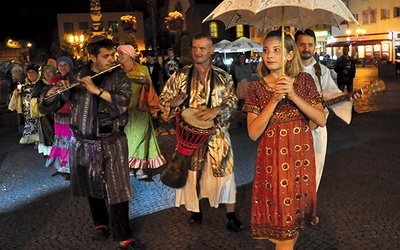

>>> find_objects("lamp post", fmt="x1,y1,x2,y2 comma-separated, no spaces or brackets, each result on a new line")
148,0,158,58
345,27,367,66
69,34,85,60
355,28,367,38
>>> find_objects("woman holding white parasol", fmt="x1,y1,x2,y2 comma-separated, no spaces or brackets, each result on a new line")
243,29,326,249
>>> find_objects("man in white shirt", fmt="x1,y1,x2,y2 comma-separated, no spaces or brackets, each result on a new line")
295,29,359,191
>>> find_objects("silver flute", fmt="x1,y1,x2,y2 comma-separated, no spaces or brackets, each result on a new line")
44,63,121,100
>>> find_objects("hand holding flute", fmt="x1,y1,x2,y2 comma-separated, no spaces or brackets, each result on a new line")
45,63,120,101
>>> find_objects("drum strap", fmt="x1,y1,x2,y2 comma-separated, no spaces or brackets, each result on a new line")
184,66,214,108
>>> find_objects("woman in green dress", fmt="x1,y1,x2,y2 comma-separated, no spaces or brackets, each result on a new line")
117,45,166,180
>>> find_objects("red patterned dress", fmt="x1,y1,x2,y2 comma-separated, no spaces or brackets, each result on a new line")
243,72,322,241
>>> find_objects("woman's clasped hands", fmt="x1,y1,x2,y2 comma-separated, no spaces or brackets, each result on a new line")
273,75,295,101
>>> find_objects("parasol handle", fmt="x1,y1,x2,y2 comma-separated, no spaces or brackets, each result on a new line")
281,25,285,76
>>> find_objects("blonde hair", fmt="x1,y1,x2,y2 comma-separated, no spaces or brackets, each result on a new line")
257,29,303,78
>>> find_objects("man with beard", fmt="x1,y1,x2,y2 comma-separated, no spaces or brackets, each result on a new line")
295,29,360,191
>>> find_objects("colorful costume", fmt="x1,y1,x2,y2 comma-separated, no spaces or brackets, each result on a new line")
243,72,321,241
19,77,40,144
45,75,72,174
124,64,165,171
159,65,238,212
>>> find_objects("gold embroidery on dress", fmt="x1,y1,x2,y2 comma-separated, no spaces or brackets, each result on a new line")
282,162,289,170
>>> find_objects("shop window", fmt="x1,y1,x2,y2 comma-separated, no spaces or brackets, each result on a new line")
209,22,218,38
381,9,390,20
395,46,400,61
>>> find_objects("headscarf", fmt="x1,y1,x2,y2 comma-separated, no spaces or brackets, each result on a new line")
117,45,137,58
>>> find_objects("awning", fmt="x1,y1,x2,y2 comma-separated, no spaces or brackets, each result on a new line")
351,39,389,46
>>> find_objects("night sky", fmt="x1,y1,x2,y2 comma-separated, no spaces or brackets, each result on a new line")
0,0,157,50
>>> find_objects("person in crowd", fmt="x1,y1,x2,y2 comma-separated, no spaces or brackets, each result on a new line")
159,48,181,135
234,53,253,109
9,65,25,134
242,29,326,249
5,61,16,105
117,44,165,180
41,36,143,249
44,56,74,179
32,64,57,156
158,33,243,232
162,47,181,83
145,52,162,95
145,52,163,133
295,29,361,190
212,54,228,72
334,45,356,93
22,61,30,75
18,64,41,146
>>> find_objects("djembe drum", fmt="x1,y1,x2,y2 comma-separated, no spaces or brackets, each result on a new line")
160,108,216,188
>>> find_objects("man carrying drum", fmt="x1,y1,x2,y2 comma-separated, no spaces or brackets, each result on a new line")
158,33,243,232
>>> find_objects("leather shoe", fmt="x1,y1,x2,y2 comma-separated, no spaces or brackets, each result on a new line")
226,217,243,232
189,211,202,225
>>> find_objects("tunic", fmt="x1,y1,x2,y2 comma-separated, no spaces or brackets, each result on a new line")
243,72,321,241
159,65,238,212
68,64,132,205
19,78,40,144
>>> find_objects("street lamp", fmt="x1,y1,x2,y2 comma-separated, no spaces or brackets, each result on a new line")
355,28,366,38
68,34,85,59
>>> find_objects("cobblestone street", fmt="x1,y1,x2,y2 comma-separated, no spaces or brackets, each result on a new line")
1,66,400,249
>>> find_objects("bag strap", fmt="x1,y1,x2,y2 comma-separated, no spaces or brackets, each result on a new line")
183,66,214,108
313,62,324,99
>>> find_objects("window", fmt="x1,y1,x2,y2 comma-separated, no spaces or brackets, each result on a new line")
209,22,218,38
394,7,400,18
362,10,369,24
370,9,377,23
78,22,89,31
236,24,244,38
353,13,359,22
64,22,74,33
108,21,119,33
381,9,390,20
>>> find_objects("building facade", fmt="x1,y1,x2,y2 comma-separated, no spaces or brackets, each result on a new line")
57,12,145,55
328,0,400,63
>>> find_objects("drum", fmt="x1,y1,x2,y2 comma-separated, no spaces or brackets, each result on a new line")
175,108,216,156
160,108,216,189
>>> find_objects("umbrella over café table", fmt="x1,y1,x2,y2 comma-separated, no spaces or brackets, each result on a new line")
214,39,231,53
221,37,262,53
